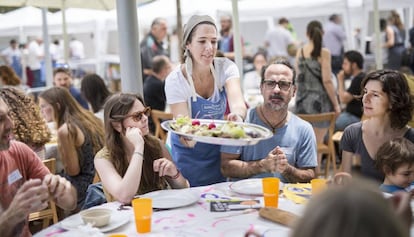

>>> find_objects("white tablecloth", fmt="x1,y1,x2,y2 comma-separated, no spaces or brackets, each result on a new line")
34,182,304,237
34,181,414,237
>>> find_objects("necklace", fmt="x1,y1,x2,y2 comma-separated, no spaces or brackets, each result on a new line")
259,106,288,133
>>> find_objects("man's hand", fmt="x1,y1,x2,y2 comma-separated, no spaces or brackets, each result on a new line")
7,179,49,223
42,174,77,211
261,147,288,173
274,147,288,173
43,174,71,200
336,70,345,84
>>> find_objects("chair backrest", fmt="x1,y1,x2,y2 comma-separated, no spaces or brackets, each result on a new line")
297,112,336,139
29,158,58,228
297,112,337,177
151,109,173,143
42,157,56,174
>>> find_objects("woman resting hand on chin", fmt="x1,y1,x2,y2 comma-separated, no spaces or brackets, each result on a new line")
94,93,188,204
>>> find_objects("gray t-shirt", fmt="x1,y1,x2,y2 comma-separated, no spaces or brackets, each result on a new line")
341,122,414,182
221,109,317,183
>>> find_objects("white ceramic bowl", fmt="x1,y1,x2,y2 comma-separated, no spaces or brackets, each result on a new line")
80,208,112,227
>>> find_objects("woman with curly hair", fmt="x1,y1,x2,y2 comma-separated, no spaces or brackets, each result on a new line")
39,87,105,208
0,65,21,86
95,93,188,204
341,70,414,182
0,87,50,158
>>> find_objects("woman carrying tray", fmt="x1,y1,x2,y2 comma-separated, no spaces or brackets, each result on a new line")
164,15,246,186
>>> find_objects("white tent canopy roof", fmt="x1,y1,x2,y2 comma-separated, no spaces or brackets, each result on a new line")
0,6,53,38
0,0,116,10
47,8,110,34
234,0,347,19
348,0,414,9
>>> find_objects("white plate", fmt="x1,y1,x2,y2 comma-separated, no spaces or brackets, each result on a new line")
140,189,200,209
60,209,130,232
161,119,273,146
230,178,284,196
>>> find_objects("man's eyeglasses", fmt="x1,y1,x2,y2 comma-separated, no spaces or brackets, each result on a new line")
112,107,151,122
262,80,292,91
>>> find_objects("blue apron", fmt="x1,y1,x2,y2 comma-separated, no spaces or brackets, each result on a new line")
11,55,22,78
171,89,227,187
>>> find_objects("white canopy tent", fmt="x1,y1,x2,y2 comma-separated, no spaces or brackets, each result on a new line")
105,0,229,38
47,8,110,35
0,6,53,40
0,0,412,86
0,1,119,87
0,0,152,93
0,0,116,10
3,0,404,56
346,0,414,69
47,8,111,76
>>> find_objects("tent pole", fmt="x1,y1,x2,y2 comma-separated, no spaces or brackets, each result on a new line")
176,0,183,62
344,0,354,50
231,0,243,84
42,8,53,87
117,0,142,94
62,0,69,64
373,0,382,70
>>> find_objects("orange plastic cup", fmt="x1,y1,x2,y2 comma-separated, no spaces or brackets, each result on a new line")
262,177,280,208
132,198,152,233
311,178,327,195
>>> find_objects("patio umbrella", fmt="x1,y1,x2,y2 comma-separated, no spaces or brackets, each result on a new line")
0,0,116,10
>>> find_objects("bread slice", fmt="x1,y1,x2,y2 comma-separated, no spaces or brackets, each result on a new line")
259,207,298,227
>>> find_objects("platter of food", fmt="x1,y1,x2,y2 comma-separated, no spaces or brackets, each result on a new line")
161,117,273,146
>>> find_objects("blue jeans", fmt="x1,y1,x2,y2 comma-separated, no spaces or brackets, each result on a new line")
31,69,45,88
335,111,360,131
81,182,107,210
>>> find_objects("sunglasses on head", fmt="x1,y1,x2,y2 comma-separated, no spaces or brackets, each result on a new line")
113,107,151,122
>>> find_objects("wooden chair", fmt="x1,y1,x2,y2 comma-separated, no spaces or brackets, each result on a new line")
151,109,173,143
297,112,337,178
29,158,59,229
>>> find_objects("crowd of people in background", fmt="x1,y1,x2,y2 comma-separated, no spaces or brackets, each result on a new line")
0,35,85,89
1,8,414,237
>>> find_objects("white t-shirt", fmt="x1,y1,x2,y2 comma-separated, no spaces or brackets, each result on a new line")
1,46,21,65
49,43,62,61
243,70,263,108
264,25,294,58
165,57,239,105
69,40,85,59
27,40,43,70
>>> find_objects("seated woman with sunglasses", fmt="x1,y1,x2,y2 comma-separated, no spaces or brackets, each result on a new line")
94,93,189,204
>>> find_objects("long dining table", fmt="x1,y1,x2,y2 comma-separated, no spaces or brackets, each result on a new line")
34,180,414,237
34,180,305,237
